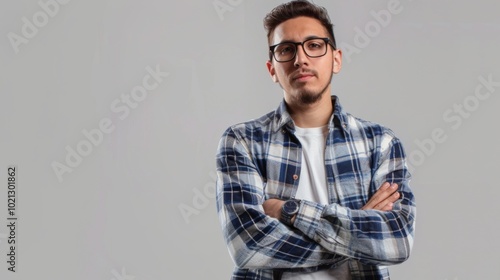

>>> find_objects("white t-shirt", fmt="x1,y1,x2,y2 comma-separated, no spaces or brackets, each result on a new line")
282,125,351,280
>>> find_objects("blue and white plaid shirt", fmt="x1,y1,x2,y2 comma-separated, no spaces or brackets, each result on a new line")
216,96,416,279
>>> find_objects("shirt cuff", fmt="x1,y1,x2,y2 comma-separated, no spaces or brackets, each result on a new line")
293,200,325,240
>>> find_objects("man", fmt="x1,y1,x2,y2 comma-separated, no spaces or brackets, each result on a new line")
215,1,416,279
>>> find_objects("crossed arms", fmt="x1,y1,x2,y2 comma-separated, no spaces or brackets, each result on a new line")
262,181,402,225
216,126,416,270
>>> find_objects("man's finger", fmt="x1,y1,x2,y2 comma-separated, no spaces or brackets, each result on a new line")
362,183,399,210
375,190,400,210
362,182,390,209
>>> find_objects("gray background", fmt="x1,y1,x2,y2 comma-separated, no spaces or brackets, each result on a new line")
1,0,499,279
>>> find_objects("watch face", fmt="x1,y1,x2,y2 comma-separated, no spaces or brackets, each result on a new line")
283,200,299,214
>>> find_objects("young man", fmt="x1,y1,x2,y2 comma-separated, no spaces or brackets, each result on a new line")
215,1,416,279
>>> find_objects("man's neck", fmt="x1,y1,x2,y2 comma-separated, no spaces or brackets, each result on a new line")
286,93,333,128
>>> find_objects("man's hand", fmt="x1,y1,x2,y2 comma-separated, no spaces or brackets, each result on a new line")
361,182,400,211
262,199,285,220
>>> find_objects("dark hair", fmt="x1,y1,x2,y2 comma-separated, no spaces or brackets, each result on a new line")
264,0,337,49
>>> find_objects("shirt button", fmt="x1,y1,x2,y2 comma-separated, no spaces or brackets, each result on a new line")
293,174,299,180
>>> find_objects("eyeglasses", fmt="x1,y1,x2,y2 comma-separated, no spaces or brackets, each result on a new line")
269,37,336,63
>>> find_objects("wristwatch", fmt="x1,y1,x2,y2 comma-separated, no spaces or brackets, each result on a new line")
281,199,300,226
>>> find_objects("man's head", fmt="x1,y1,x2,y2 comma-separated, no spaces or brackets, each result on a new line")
264,0,342,106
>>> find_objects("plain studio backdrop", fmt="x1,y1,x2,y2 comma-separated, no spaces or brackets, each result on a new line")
1,0,499,279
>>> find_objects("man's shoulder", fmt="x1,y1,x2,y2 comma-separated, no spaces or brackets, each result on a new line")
222,110,277,139
346,113,397,139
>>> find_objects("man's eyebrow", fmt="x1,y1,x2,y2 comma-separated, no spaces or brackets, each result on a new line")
276,35,325,44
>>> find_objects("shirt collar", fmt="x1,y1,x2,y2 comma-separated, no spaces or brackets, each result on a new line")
272,95,350,133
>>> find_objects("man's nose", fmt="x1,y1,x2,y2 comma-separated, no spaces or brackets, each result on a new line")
294,45,309,66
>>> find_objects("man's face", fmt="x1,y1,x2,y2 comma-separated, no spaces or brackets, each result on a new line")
266,16,342,105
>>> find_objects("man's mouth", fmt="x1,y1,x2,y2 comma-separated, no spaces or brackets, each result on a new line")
293,73,315,82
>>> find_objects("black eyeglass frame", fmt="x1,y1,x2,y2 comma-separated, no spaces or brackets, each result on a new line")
268,37,337,62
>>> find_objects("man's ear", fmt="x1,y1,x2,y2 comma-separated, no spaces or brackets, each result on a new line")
266,60,279,83
332,49,342,74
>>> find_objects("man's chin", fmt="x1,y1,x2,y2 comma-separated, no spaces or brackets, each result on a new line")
296,90,324,105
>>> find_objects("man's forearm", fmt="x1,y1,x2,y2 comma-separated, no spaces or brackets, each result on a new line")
263,182,400,224
292,182,415,265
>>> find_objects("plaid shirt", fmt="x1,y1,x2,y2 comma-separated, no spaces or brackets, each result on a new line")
216,96,416,279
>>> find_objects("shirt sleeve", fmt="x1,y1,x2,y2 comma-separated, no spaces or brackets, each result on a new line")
293,132,417,265
216,127,346,270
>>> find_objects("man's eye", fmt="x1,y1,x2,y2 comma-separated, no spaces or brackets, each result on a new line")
307,42,323,49
279,46,293,54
